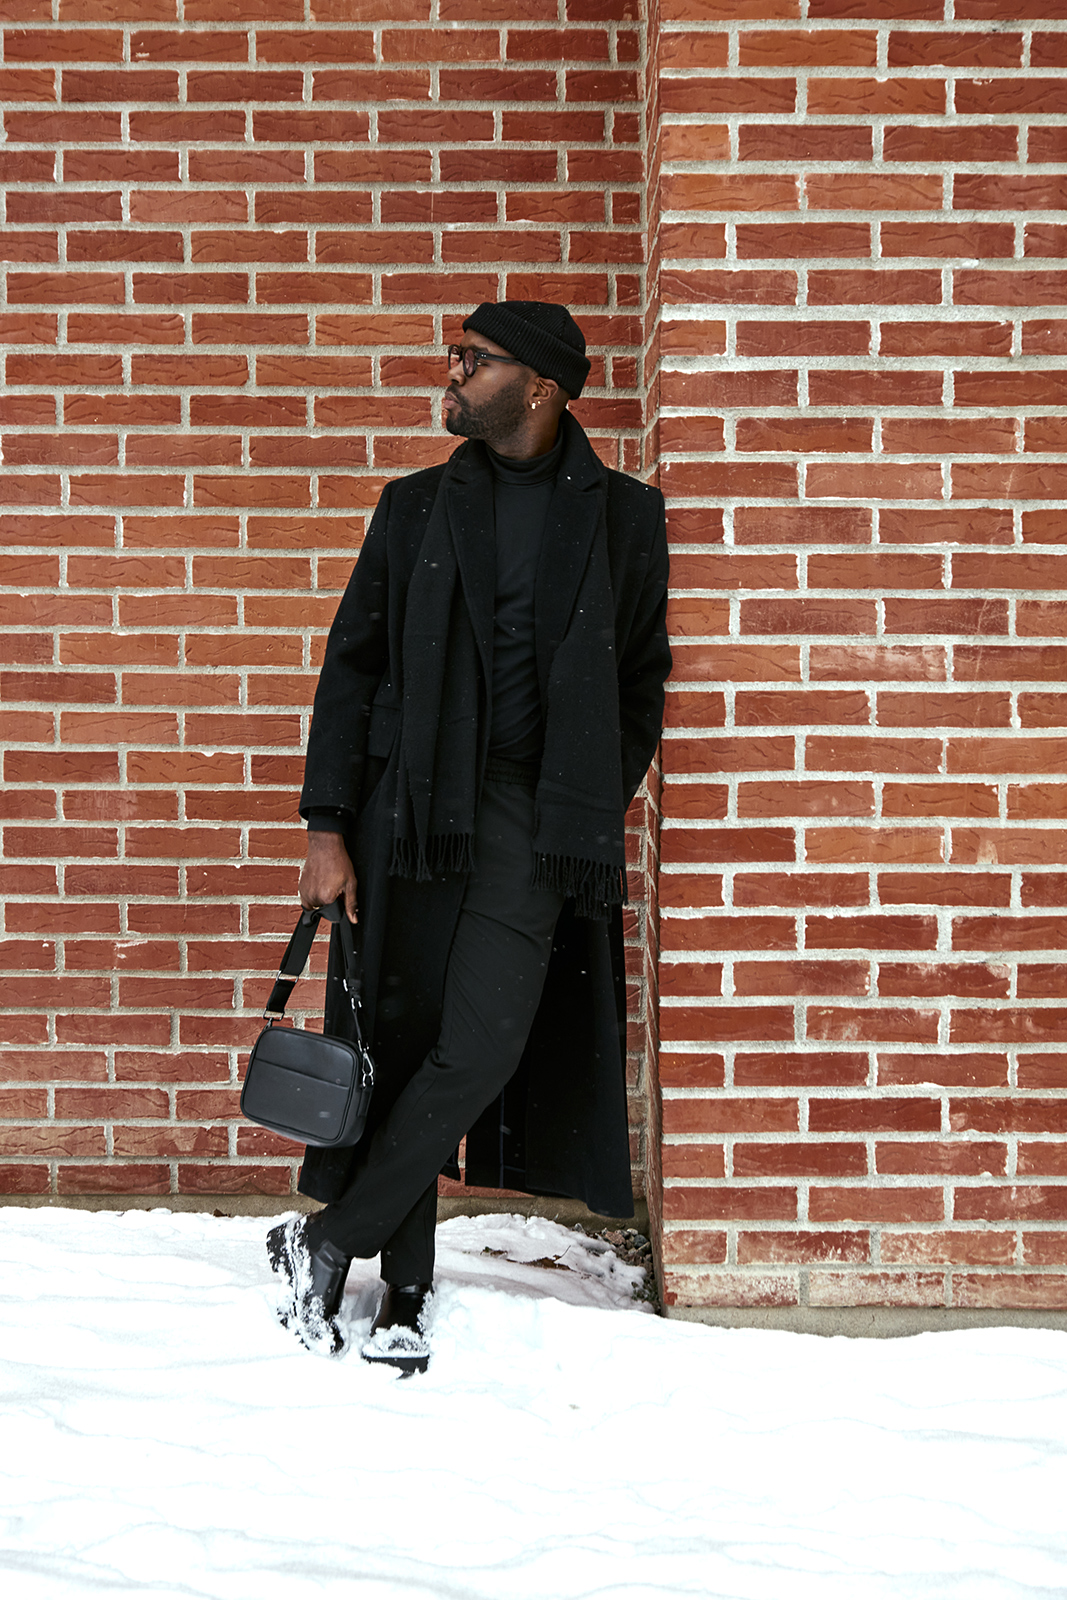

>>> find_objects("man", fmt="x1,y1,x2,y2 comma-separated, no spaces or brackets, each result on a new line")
266,301,670,1369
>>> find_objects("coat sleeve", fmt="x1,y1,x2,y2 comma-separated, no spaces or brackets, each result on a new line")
298,484,393,818
618,491,671,808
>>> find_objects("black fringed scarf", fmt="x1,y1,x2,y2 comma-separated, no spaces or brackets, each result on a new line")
389,412,627,920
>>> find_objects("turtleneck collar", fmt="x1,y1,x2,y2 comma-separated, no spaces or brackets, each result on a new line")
486,424,565,486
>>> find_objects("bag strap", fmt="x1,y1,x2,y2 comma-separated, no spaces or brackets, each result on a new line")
263,901,360,1020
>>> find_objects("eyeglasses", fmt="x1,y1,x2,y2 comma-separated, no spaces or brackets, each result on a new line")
446,344,528,378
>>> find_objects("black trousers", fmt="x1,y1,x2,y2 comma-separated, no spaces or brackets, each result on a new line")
306,778,565,1283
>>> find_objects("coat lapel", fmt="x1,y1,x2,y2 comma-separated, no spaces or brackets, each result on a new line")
443,447,495,686
534,411,607,704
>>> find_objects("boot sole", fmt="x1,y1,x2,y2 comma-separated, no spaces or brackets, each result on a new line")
360,1347,429,1377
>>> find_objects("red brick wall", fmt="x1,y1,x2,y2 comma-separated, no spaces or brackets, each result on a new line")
647,0,1067,1313
0,0,649,1200
4,2,1067,1317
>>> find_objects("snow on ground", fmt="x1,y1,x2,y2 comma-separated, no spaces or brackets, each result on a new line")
2,1207,1067,1600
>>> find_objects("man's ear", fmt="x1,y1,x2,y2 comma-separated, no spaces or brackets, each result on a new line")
532,374,562,408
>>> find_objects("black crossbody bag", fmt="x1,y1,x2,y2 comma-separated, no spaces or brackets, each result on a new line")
241,901,374,1149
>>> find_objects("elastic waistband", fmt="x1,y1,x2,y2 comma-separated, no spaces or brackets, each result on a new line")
484,755,540,788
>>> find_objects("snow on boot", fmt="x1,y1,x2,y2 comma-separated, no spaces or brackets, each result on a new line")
265,1215,350,1357
361,1282,433,1377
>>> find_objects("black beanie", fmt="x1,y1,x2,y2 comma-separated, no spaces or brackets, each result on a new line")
462,300,591,399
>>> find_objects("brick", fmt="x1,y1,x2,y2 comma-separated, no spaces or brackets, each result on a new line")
733,688,865,727
662,732,796,776
662,1144,727,1181
661,77,797,117
661,461,799,500
253,111,370,143
880,690,1011,730
9,193,123,227
662,270,798,308
0,65,55,98
880,322,1012,361
880,1051,1008,1091
884,125,1019,164
658,1056,726,1093
952,1098,1067,1138
953,915,1067,955
953,1010,1067,1047
660,1004,794,1042
736,322,870,358
890,29,1022,67
956,644,1067,682
129,29,251,62
661,1268,799,1310
663,174,799,214
0,1166,50,1195
1022,1234,1067,1267
660,913,791,951
808,1006,940,1044
954,1187,1067,1225
7,110,120,141
737,780,873,820
882,1229,1013,1265
65,313,183,347
0,1124,106,1160
63,68,178,102
733,873,871,911
567,0,639,17
190,232,307,266
663,1096,798,1136
662,826,794,868
809,1188,944,1224
811,1097,941,1134
58,1164,170,1196
662,1187,798,1224
1018,598,1067,631
734,1142,867,1179
737,1230,868,1266
956,270,1067,310
132,273,249,307
948,737,1067,776
805,915,939,952
740,28,876,67
7,28,124,61
735,223,870,260
954,1275,1067,1312
810,1270,947,1308
734,958,869,996
733,505,868,545
807,77,945,115
955,79,1066,117
739,124,871,163
660,1228,728,1266
810,268,944,306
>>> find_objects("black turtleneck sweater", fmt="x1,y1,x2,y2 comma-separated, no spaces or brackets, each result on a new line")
307,428,563,832
485,426,563,763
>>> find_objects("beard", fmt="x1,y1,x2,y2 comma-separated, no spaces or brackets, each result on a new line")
443,376,528,442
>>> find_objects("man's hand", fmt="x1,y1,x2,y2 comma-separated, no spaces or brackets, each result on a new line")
299,831,358,922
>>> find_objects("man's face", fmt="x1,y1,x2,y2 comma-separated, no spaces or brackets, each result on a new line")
442,334,530,443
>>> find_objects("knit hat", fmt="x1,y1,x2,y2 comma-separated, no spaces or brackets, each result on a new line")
462,300,591,399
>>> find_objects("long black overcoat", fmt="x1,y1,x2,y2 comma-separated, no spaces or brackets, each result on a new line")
296,412,670,1219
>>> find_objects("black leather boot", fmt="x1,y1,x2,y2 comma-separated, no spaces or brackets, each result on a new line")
361,1282,433,1376
266,1215,350,1357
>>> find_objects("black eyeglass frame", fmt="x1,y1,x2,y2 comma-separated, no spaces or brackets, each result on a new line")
446,344,529,378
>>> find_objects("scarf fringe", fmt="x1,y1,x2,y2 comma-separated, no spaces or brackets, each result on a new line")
531,852,625,922
391,831,475,883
